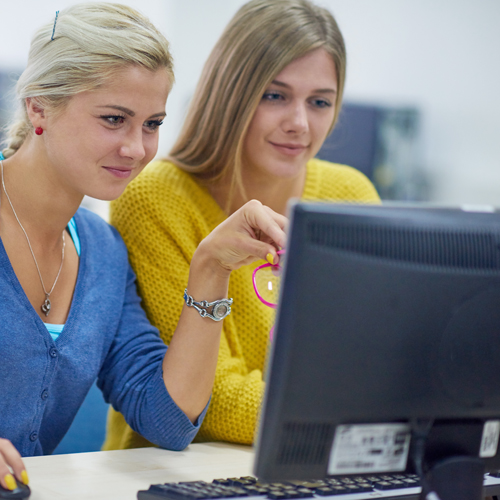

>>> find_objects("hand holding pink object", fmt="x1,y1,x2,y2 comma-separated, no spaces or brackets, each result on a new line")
252,249,286,340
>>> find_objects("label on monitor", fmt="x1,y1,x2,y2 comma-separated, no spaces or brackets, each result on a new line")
328,423,411,475
480,420,500,458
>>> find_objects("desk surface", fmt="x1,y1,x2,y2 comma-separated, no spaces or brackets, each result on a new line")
24,443,253,500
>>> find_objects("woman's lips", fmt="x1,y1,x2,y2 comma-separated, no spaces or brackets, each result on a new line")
269,142,307,156
102,166,133,179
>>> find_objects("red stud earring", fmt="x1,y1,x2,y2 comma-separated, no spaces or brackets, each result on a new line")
35,127,43,136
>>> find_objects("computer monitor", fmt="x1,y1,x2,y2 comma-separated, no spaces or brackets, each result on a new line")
254,202,500,498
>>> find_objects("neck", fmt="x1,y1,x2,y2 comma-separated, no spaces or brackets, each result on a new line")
209,166,307,217
0,139,83,245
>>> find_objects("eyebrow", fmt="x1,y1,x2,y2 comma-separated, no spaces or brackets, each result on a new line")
97,105,166,119
271,80,337,94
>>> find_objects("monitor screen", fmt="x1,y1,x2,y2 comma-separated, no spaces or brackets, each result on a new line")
254,202,500,486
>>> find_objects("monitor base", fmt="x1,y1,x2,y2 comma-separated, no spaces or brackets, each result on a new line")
421,456,484,500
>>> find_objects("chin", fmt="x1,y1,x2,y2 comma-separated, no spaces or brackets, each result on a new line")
86,185,128,202
268,161,307,179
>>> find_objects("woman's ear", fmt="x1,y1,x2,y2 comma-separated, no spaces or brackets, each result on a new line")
25,97,47,130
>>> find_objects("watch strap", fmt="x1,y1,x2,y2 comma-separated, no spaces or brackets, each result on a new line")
183,289,233,321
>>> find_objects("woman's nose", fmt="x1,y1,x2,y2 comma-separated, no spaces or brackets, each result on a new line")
282,102,309,134
119,128,146,161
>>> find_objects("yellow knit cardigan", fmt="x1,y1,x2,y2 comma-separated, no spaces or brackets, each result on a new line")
103,158,380,449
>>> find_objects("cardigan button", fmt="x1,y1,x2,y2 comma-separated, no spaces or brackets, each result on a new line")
30,432,38,442
41,390,49,401
49,348,58,358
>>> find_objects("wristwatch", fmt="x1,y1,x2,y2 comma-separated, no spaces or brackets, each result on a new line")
183,289,233,321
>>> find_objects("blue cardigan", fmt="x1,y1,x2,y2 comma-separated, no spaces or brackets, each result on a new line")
0,207,206,456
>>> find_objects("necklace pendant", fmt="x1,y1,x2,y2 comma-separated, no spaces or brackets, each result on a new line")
41,296,51,317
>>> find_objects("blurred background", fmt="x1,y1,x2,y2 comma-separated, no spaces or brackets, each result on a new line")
1,0,500,219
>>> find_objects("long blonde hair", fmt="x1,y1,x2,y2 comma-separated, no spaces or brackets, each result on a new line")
2,2,174,159
169,0,346,206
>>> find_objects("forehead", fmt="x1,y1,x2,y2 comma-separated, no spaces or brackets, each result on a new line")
68,65,171,113
273,48,338,90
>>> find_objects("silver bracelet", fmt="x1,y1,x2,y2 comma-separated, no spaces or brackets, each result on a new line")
183,289,233,321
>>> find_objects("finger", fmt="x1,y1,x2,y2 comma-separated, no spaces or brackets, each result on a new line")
243,201,288,249
231,233,282,265
0,439,28,488
262,205,288,231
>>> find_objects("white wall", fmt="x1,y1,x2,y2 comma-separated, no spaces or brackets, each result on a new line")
158,0,242,164
1,0,499,205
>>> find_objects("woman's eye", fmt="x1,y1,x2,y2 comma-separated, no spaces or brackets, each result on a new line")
144,119,164,132
311,98,332,109
262,92,284,102
101,115,125,126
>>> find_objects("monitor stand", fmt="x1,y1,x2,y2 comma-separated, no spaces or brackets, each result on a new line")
421,456,485,500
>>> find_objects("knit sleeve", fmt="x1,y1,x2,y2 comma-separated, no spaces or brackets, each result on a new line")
303,159,381,204
193,315,265,444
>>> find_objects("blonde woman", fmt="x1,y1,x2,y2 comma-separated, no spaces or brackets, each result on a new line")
105,0,379,449
0,2,286,491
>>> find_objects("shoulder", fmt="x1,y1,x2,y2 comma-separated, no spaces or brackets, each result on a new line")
74,207,127,256
121,160,205,202
111,161,212,215
74,206,119,239
307,157,371,183
110,160,224,233
305,158,380,203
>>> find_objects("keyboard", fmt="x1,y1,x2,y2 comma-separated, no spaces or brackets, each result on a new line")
137,472,500,500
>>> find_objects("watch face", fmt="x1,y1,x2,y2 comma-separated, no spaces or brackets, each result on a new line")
213,302,230,319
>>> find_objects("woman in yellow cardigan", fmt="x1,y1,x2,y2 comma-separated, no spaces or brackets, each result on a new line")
104,0,380,449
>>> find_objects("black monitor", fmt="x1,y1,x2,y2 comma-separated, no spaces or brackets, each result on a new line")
254,202,500,499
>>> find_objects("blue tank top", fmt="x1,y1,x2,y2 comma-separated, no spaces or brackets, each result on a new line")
45,218,80,340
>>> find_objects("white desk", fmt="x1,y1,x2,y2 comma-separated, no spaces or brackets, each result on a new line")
24,443,254,500
22,443,500,500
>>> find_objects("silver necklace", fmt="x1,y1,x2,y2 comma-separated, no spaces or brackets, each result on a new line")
0,159,65,317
